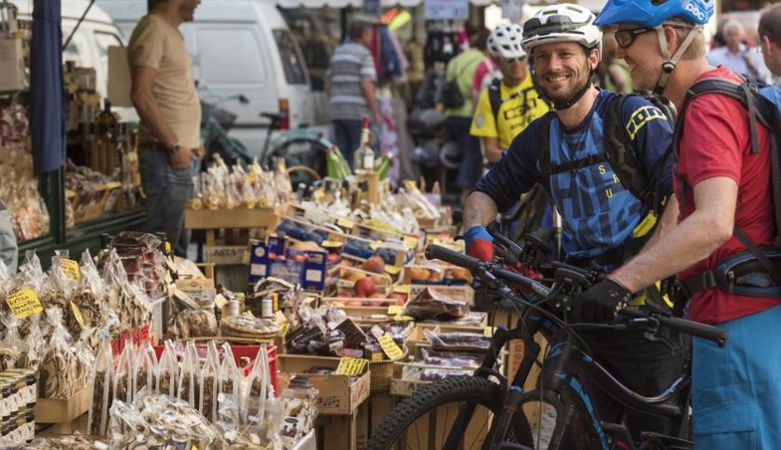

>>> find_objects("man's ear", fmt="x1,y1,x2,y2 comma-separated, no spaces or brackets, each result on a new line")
589,47,601,70
664,25,680,57
762,35,775,56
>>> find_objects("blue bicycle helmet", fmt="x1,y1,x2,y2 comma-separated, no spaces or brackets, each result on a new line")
594,0,714,28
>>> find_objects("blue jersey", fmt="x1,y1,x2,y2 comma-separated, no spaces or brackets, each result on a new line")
475,89,673,258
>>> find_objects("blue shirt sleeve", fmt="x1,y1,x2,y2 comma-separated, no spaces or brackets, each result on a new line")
473,119,544,212
620,95,674,199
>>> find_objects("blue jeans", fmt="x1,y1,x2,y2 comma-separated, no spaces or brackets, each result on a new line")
692,304,781,449
138,148,193,257
332,119,363,168
445,116,481,190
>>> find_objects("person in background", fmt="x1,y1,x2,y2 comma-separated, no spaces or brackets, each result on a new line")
470,29,496,105
759,3,781,86
470,23,548,164
440,25,487,203
707,19,772,84
128,0,202,257
325,20,379,166
0,202,17,273
599,31,633,93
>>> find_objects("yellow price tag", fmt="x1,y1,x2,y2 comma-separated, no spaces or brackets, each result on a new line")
387,305,403,315
393,285,411,294
402,235,419,250
280,321,290,337
60,259,80,281
384,265,401,275
379,335,404,361
371,352,385,362
71,302,85,329
5,289,43,319
336,218,355,230
335,357,368,376
484,326,495,337
369,241,382,251
393,314,414,322
165,242,172,254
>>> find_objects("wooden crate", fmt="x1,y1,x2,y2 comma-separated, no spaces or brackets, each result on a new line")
317,409,361,450
276,355,370,415
35,386,91,424
184,204,286,230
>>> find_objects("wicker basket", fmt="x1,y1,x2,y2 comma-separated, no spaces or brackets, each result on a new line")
369,358,395,393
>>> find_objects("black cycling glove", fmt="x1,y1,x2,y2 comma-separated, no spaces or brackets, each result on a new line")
572,279,632,323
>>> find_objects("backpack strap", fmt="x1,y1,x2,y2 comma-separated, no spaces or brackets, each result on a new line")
674,77,781,288
488,78,502,124
537,111,558,193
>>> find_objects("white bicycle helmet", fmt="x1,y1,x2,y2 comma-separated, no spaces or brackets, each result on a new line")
521,4,602,55
487,24,526,60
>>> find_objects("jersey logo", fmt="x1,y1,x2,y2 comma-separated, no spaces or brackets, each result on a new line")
625,106,666,141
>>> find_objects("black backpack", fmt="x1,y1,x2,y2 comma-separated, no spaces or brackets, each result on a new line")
537,91,676,215
673,76,781,293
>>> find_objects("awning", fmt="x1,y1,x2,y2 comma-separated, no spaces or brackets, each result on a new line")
30,0,65,174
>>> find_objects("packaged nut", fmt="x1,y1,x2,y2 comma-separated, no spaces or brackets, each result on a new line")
157,340,178,397
199,341,220,423
88,340,114,436
177,341,200,409
134,341,157,397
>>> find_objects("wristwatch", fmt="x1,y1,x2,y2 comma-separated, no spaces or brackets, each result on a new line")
167,144,181,155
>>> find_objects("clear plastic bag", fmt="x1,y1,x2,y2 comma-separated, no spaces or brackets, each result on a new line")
134,340,158,398
218,342,242,427
199,341,220,422
244,344,274,428
423,326,491,353
113,337,135,405
178,340,200,409
157,339,178,397
0,312,22,370
88,339,114,436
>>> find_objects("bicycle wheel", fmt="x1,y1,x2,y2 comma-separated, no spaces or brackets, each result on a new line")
267,138,328,186
367,376,534,450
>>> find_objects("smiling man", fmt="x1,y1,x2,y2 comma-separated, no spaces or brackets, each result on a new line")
461,4,682,444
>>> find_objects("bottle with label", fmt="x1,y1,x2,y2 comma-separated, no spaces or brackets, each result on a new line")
353,117,375,173
325,144,352,180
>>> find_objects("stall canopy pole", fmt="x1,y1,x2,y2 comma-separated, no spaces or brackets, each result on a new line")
62,0,95,50
30,0,65,175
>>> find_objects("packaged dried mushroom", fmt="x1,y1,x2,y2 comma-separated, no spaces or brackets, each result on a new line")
39,308,81,400
157,340,178,397
88,339,114,436
0,313,22,370
199,341,220,422
178,341,200,409
244,344,274,429
134,340,158,398
113,338,135,405
218,342,242,426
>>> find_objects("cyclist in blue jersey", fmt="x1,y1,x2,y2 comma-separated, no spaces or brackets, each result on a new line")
462,4,685,442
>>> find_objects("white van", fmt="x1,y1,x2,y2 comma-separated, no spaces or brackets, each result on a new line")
96,0,322,155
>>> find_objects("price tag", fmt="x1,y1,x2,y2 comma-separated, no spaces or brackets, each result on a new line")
393,285,411,294
384,265,401,275
403,235,419,250
379,335,404,361
335,357,368,376
71,301,85,329
60,259,80,281
165,242,172,254
484,326,495,337
5,289,43,319
214,294,229,309
387,305,403,315
371,352,385,362
369,241,383,251
336,218,355,230
393,314,414,322
280,321,290,337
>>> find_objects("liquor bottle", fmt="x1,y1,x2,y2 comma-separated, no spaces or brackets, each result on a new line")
374,150,390,180
353,117,374,173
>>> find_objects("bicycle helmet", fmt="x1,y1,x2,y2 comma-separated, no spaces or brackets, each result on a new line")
521,4,602,54
594,0,714,28
594,0,714,96
487,24,526,60
521,4,602,110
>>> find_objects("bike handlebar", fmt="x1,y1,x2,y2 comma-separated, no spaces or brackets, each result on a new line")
425,244,728,347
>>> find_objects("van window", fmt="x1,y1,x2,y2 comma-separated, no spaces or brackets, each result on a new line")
197,27,264,84
272,29,308,85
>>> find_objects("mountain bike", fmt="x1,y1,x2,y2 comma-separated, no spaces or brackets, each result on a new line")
366,234,727,450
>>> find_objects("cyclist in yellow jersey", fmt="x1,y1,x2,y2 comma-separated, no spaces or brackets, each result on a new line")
471,24,549,164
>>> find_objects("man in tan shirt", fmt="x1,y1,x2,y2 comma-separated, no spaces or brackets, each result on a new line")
128,0,201,256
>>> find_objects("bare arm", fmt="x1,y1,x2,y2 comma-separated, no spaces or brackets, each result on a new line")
638,194,679,252
612,177,737,292
463,191,499,229
130,66,178,148
361,79,380,124
482,137,503,164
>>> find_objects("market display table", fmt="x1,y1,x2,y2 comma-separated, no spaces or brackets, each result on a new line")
184,205,286,247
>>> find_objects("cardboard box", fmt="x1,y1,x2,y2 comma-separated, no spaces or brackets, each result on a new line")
205,245,249,266
249,242,329,291
408,284,474,305
36,413,88,436
276,355,370,415
317,412,360,450
0,37,26,92
35,386,91,424
107,45,131,107
389,362,475,397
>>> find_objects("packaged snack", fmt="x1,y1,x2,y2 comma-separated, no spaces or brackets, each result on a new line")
217,342,242,427
113,338,134,405
157,340,178,397
199,341,220,422
177,341,200,409
134,340,158,398
0,313,22,370
88,339,114,436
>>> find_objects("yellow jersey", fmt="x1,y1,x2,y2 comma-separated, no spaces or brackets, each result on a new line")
470,74,549,150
